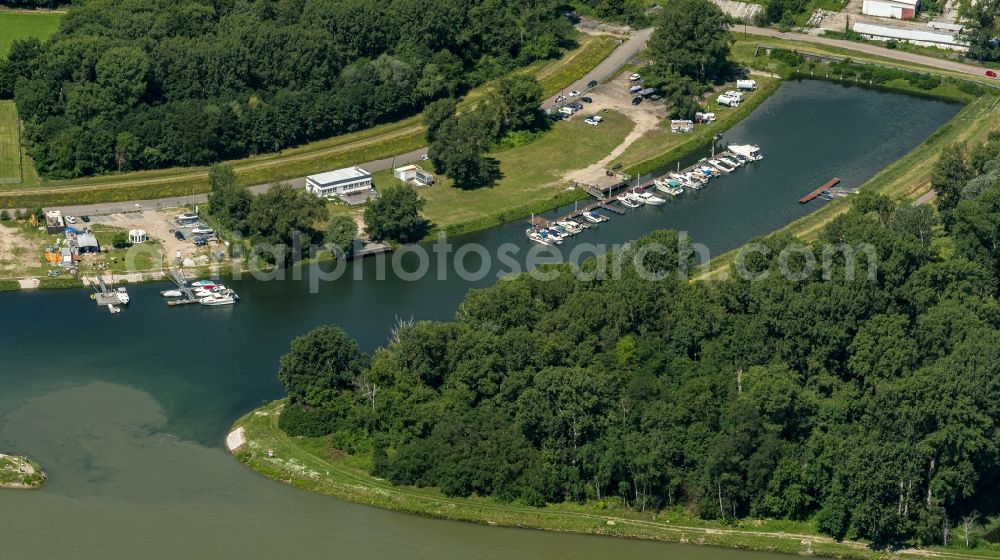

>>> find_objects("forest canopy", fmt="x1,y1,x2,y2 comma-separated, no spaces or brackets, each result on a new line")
0,0,573,178
276,133,1000,550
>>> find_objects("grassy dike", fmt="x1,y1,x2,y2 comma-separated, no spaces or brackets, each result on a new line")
232,400,999,560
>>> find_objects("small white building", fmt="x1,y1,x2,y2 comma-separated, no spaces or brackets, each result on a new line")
862,0,918,19
393,164,434,186
853,22,968,51
128,229,148,244
306,166,375,205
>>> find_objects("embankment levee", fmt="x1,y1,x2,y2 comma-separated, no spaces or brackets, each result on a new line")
228,400,975,560
0,453,46,489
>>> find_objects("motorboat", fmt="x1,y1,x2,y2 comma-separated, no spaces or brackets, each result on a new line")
638,192,666,205
558,220,584,233
190,280,216,287
720,156,742,168
655,179,684,196
626,191,646,206
569,218,590,229
527,230,551,246
728,144,763,161
115,287,130,305
708,159,733,173
200,293,236,306
538,230,562,244
583,210,608,223
699,166,718,177
191,227,214,235
161,289,183,298
617,194,641,208
669,173,693,188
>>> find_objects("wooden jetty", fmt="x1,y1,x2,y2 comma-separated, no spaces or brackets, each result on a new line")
799,178,841,204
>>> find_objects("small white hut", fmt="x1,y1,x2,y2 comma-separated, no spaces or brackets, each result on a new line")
128,229,148,244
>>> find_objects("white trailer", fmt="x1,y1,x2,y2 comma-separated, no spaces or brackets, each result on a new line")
736,79,758,91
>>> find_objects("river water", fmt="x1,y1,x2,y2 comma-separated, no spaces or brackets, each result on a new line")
0,80,958,559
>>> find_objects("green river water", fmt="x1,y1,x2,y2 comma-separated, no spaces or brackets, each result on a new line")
0,80,960,559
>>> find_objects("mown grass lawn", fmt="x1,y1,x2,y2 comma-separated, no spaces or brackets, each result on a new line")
0,101,21,183
389,111,633,233
0,10,62,58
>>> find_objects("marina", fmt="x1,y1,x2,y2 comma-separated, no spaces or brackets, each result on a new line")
163,269,240,307
88,274,129,314
526,144,763,245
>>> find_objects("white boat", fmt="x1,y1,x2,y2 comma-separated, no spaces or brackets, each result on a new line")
115,287,130,305
699,165,719,177
626,192,646,206
537,230,562,244
728,144,763,161
708,159,733,173
191,227,214,235
669,173,696,188
107,304,120,314
190,280,216,287
583,210,608,223
617,194,641,208
161,290,183,298
527,230,551,246
654,179,684,196
557,220,584,233
638,192,666,205
720,156,742,168
200,293,236,306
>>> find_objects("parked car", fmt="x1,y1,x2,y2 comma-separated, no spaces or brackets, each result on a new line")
584,118,599,126
580,96,593,103
81,215,90,223
631,96,643,106
549,112,567,121
568,102,583,110
587,80,598,88
559,106,577,116
175,230,186,241
987,70,998,78
65,215,77,224
554,95,567,103
629,73,641,81
568,90,580,97
590,115,603,122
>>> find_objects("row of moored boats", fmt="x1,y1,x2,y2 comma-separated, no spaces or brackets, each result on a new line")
527,213,609,245
161,279,240,306
648,145,763,200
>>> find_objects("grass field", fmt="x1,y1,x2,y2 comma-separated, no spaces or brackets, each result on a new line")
0,101,21,184
0,10,62,58
408,111,633,235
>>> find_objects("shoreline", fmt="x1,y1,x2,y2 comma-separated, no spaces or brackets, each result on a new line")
0,453,46,489
229,400,990,560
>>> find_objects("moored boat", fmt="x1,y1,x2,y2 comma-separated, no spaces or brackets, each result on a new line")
728,144,763,161
638,192,666,205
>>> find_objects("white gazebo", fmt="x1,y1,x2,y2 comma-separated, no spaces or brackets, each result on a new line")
128,229,148,244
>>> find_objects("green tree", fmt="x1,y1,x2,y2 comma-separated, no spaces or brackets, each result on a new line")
422,97,457,144
932,144,973,213
325,214,358,256
363,182,426,243
207,164,252,232
648,0,733,84
246,184,325,264
429,113,500,188
278,325,368,407
959,0,1000,62
493,75,543,132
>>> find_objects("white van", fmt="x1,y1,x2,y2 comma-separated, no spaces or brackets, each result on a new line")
737,79,758,91
559,106,577,116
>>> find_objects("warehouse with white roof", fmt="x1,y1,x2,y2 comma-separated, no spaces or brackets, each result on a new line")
852,22,968,51
306,166,377,205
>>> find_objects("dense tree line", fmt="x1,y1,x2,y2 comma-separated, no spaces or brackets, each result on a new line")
569,0,650,26
276,134,1000,550
0,0,573,178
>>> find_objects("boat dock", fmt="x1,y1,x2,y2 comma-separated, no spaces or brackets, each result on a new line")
526,146,762,246
799,178,841,204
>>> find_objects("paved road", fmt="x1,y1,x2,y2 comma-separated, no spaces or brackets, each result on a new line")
743,26,992,78
541,27,654,108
